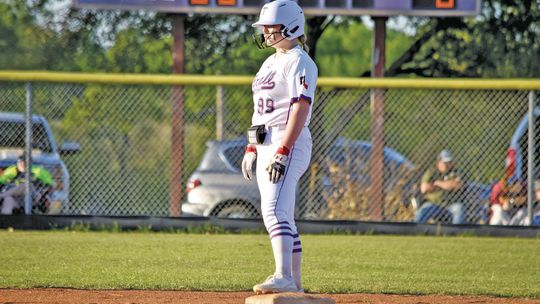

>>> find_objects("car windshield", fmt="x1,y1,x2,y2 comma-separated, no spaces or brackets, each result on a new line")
0,121,52,153
221,140,411,173
327,144,407,168
223,145,244,170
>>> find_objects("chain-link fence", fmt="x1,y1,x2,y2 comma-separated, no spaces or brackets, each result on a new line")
0,73,538,226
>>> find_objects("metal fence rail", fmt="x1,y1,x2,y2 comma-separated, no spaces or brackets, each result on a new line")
0,72,538,226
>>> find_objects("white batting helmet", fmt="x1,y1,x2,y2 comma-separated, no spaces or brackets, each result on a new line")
252,0,305,41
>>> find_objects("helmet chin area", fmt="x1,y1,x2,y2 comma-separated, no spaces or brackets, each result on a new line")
252,32,287,50
252,33,268,49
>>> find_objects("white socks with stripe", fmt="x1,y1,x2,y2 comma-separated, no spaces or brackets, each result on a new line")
268,221,303,290
268,221,293,280
270,234,293,279
292,234,302,290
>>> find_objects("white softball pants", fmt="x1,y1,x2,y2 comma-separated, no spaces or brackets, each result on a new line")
255,126,312,237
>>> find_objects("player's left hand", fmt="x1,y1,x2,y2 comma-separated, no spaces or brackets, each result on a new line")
267,146,290,184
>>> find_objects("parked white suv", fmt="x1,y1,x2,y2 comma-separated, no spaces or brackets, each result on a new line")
0,112,80,214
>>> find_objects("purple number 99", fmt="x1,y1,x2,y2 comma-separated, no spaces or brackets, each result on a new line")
257,97,274,114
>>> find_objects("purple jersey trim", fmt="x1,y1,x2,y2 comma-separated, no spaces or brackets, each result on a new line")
292,248,303,253
290,94,312,105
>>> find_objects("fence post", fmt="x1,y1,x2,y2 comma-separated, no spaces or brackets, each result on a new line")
170,14,186,217
216,84,224,141
24,82,33,215
370,17,387,221
527,90,536,225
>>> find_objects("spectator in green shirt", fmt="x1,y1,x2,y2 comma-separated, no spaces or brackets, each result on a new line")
0,153,54,214
415,150,466,224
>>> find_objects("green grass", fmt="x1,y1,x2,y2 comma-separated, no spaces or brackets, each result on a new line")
0,230,539,298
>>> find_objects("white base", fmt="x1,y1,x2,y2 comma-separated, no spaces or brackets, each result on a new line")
245,292,335,304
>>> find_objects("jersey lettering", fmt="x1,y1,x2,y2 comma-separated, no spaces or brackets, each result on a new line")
252,71,276,91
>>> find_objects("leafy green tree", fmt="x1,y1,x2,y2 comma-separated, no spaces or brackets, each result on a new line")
0,1,61,69
314,19,416,76
388,0,540,77
105,28,172,73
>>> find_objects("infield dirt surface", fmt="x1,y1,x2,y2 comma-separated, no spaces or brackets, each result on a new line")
1,289,540,304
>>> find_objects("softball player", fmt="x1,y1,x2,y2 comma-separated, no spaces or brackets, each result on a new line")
241,0,318,294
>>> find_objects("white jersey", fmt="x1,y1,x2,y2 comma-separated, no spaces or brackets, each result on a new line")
251,45,318,127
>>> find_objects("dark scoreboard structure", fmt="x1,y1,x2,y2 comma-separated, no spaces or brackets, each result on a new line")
74,0,481,17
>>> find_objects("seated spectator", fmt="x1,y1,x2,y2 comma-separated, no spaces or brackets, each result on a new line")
0,153,54,214
507,179,540,226
489,180,527,225
415,150,466,224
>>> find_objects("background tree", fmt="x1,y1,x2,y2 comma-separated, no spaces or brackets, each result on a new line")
386,0,540,77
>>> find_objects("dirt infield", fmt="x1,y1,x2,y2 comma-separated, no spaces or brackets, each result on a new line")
1,289,540,304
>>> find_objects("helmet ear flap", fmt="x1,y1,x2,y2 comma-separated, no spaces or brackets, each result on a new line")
280,24,290,39
289,25,299,35
281,25,299,39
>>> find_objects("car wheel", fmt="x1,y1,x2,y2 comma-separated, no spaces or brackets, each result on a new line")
215,203,259,219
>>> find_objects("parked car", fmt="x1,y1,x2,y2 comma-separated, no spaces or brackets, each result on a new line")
0,112,80,214
324,137,415,189
482,106,540,224
504,106,540,183
181,137,416,219
182,138,260,218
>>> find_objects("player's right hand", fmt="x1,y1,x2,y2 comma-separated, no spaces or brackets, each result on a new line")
241,145,257,181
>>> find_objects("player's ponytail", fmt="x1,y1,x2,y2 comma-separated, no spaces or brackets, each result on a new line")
298,35,309,53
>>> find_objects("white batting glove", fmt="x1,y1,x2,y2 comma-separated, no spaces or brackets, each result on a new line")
267,146,290,184
241,145,257,181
